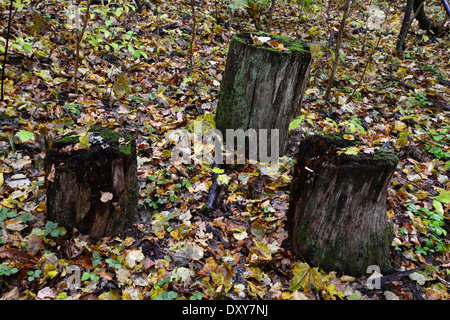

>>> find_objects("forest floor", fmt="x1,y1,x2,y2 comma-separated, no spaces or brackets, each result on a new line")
0,0,450,300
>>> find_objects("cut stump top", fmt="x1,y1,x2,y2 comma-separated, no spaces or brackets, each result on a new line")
231,32,310,56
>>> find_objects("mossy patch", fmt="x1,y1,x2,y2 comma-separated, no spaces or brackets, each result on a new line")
297,227,393,276
90,125,133,156
233,32,310,54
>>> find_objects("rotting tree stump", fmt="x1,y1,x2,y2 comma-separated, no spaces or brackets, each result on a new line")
215,32,312,159
45,125,138,239
287,134,398,276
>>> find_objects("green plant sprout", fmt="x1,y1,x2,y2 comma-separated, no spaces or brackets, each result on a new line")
27,269,42,281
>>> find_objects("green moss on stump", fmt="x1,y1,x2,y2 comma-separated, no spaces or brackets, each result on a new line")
54,125,134,156
232,32,309,54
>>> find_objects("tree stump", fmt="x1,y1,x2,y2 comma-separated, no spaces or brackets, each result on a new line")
287,134,398,276
215,32,312,160
45,126,138,239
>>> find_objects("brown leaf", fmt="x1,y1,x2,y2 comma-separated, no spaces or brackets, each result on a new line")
26,234,44,256
0,248,37,264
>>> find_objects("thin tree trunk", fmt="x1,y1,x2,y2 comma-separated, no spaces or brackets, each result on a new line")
324,0,352,102
442,0,450,17
1,0,14,102
414,0,439,34
397,0,444,56
396,0,414,56
189,0,196,74
266,0,276,32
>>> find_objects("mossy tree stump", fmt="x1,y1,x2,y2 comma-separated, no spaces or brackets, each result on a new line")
287,134,398,276
215,32,312,159
45,126,138,239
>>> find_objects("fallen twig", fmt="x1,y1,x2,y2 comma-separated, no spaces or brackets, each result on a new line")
201,163,224,216
383,74,417,90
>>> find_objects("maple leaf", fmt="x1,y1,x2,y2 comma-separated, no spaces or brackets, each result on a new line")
289,262,324,292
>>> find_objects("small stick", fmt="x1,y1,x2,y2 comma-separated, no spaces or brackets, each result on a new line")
74,0,92,94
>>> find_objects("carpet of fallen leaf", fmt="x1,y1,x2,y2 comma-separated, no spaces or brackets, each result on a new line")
0,0,450,300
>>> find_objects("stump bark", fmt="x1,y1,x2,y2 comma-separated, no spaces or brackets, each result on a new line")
45,126,138,239
287,134,398,276
215,32,312,159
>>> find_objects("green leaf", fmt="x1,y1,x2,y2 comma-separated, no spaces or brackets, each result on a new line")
61,104,81,115
289,116,304,131
81,272,91,281
92,251,102,267
432,190,450,203
155,290,178,300
349,119,367,135
16,212,35,223
433,200,444,216
6,210,18,218
212,167,224,174
44,221,62,237
190,292,203,300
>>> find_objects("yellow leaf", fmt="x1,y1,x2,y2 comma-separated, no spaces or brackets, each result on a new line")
32,12,49,30
343,134,354,141
0,172,3,186
150,285,163,300
3,79,14,93
36,200,47,212
89,74,106,83
387,209,395,219
125,249,144,269
282,290,309,300
2,197,15,209
99,290,121,300
231,228,248,241
170,228,183,240
397,67,407,80
248,242,272,265
42,264,58,283
247,281,266,298
394,121,407,132
306,26,318,35
113,73,131,99
337,146,362,156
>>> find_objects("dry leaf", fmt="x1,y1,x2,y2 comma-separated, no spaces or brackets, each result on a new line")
100,191,113,202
